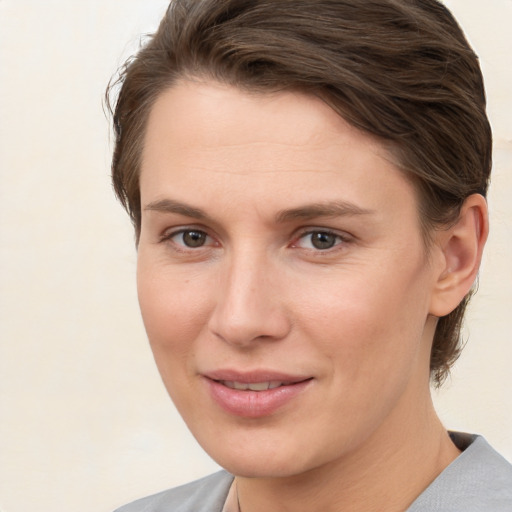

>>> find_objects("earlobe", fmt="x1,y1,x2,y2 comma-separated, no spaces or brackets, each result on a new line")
429,194,489,317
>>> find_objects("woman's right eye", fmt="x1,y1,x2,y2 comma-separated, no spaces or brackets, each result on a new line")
162,229,213,249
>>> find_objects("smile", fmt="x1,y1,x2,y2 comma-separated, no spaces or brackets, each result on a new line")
219,380,292,391
204,373,313,418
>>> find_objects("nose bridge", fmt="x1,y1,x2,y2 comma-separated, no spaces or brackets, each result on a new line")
208,245,289,346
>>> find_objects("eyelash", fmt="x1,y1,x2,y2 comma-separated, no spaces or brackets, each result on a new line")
292,229,350,252
158,227,352,253
159,228,216,251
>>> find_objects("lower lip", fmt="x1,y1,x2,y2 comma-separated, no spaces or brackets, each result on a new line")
205,378,312,418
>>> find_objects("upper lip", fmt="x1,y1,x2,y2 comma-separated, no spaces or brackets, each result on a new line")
203,369,312,384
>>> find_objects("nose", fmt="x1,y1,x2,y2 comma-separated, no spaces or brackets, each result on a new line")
207,250,291,347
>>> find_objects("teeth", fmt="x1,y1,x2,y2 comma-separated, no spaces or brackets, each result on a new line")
245,382,270,391
222,381,285,391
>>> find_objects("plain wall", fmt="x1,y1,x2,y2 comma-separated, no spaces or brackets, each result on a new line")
0,1,510,511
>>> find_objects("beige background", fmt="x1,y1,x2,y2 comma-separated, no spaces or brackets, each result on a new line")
0,1,510,511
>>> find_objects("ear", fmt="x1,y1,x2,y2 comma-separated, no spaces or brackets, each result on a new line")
429,194,489,317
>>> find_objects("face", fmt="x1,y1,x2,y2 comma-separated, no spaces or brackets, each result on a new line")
137,80,442,478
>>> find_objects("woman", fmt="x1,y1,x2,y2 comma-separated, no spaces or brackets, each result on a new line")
108,1,512,510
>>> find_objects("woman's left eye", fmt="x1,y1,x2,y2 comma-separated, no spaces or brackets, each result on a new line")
294,230,346,250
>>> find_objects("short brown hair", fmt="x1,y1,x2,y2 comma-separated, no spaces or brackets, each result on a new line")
107,0,492,386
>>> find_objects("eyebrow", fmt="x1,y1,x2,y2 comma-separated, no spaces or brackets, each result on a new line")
144,198,211,221
144,198,375,223
275,201,375,223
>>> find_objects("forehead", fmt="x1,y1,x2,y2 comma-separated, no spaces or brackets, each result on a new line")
144,80,386,160
140,80,419,223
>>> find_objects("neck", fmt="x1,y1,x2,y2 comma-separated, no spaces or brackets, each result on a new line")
236,391,460,512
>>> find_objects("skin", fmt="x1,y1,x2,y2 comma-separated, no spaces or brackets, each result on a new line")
137,80,487,512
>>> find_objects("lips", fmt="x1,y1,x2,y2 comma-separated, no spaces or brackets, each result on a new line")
203,370,312,418
221,380,294,391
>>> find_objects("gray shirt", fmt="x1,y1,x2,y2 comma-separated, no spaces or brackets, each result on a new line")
114,434,512,511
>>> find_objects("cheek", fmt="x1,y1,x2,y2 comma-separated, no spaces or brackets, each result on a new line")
136,261,212,369
295,262,430,380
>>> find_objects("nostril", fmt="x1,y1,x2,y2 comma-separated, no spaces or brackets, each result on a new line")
208,307,291,346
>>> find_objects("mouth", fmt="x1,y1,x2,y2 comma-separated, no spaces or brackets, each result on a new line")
218,380,303,391
203,371,313,417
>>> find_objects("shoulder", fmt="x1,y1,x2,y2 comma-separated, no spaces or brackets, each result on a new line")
408,433,512,511
113,471,234,512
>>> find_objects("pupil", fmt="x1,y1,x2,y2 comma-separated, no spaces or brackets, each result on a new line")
183,231,206,247
311,232,336,250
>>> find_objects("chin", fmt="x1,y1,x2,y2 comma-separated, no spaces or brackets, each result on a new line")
193,425,334,479
215,453,309,479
